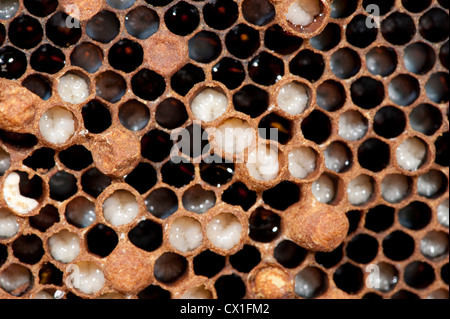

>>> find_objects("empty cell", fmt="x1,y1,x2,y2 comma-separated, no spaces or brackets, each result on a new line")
301,110,332,144
264,24,303,55
351,77,385,109
346,14,378,48
119,100,150,132
310,23,341,52
419,8,449,43
145,188,178,219
404,42,436,75
23,0,58,17
288,146,317,179
39,107,75,145
330,0,357,19
233,85,269,118
49,171,77,201
248,52,284,86
48,230,80,263
125,6,159,40
312,174,336,204
420,231,448,259
46,12,81,48
191,88,228,122
182,185,216,214
325,142,352,173
29,205,59,232
169,217,203,252
364,205,395,233
289,50,324,82
86,224,118,258
225,24,260,60
381,174,411,203
200,154,235,187
404,261,435,289
347,174,374,206
0,147,10,176
86,11,120,43
330,48,361,79
189,31,221,63
249,208,281,243
108,39,143,73
381,12,416,45
128,219,162,252
164,1,199,36
30,44,64,75
388,74,420,106
155,98,188,129
262,181,300,210
366,46,397,77
8,14,43,49
426,72,449,104
65,197,96,228
22,74,52,101
346,233,378,264
258,113,292,144
246,145,280,181
316,80,345,112
358,138,390,172
396,137,427,171
338,110,368,141
222,182,257,211
373,106,406,139
274,240,307,269
383,231,415,261
286,0,321,26
12,234,44,265
161,158,195,188
211,58,244,90
96,71,126,103
0,46,27,79
295,267,328,299
154,252,187,283
81,168,112,198
241,0,275,26
206,213,242,250
203,0,238,30
409,104,442,136
399,201,431,230
277,81,310,115
193,250,226,278
215,274,246,299
102,190,139,226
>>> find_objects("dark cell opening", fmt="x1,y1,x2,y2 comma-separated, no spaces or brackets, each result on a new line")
295,267,328,298
404,261,436,289
49,171,77,201
155,98,188,129
23,148,55,172
203,0,239,30
12,234,44,265
215,274,246,299
189,31,222,63
381,12,416,45
409,104,443,136
81,168,112,198
172,64,205,96
24,0,58,17
440,41,449,70
346,210,362,235
125,6,159,40
222,182,257,211
404,42,436,75
310,23,341,52
388,74,420,106
289,50,324,83
138,285,171,299
346,14,378,48
86,224,118,258
391,290,420,299
350,77,385,109
29,205,59,232
262,181,300,210
212,58,245,90
383,231,415,261
435,132,449,167
248,52,284,86
242,0,275,26
176,124,210,159
30,44,65,75
331,0,358,19
65,197,96,229
46,12,81,48
38,263,62,286
358,138,390,172
129,219,163,252
0,245,7,267
330,48,361,79
419,8,449,43
366,46,397,77
425,72,449,104
108,39,144,73
59,145,93,171
346,234,379,264
441,263,449,285
333,263,364,294
200,154,235,187
125,162,157,194
249,207,281,243
315,244,343,269
316,80,346,112
398,201,432,230
364,205,395,233
82,100,112,134
95,71,127,103
119,100,150,132
141,129,173,163
301,110,332,144
154,252,187,283
258,113,292,145
86,11,120,43
402,0,431,13
362,0,394,15
0,131,37,149
145,188,178,219
264,24,303,55
161,158,195,188
274,240,307,269
22,74,52,100
225,24,260,59
0,46,28,79
164,1,199,36
193,250,226,278
233,85,269,118
229,245,261,273
9,14,43,49
373,106,406,139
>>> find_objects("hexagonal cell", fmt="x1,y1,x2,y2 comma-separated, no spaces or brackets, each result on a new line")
23,148,55,172
169,216,203,252
246,144,280,181
417,169,448,198
141,129,173,163
258,113,293,145
233,85,269,118
222,182,257,211
182,185,216,214
86,11,120,43
346,14,378,48
409,104,443,136
22,74,52,101
65,197,96,229
404,42,436,75
338,110,368,141
200,154,235,187
248,52,284,86
155,98,188,129
358,138,390,172
289,49,324,82
203,0,238,30
347,174,374,206
12,234,44,265
325,142,352,173
190,87,228,122
24,0,57,17
172,64,205,95
69,261,105,295
0,264,32,297
351,76,385,109
193,250,225,278
316,80,345,112
295,266,328,299
49,171,77,202
373,106,406,139
206,213,242,250
330,47,361,79
145,187,178,219
125,5,159,40
315,244,343,269
30,44,64,75
421,231,448,259
86,224,118,258
249,207,281,243
8,14,43,50
419,8,449,43
333,263,363,295
102,190,139,227
364,205,395,233
264,24,303,55
215,274,246,299
0,208,19,239
46,12,81,48
346,233,378,264
262,181,300,210
154,252,187,283
381,174,411,204
382,230,415,261
225,23,260,59
229,245,261,273
274,240,307,269
366,46,397,77
437,198,449,228
381,12,416,45
277,81,310,115
426,72,449,104
301,110,332,144
48,229,80,263
95,71,127,104
0,147,11,176
241,0,275,26
188,31,221,64
388,74,420,106
310,23,341,52
288,146,317,179
39,107,75,144
404,261,435,289
29,204,59,232
369,262,399,293
70,42,103,74
128,219,163,252
164,1,199,36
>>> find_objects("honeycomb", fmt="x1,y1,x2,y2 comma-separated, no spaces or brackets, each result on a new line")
0,0,448,300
